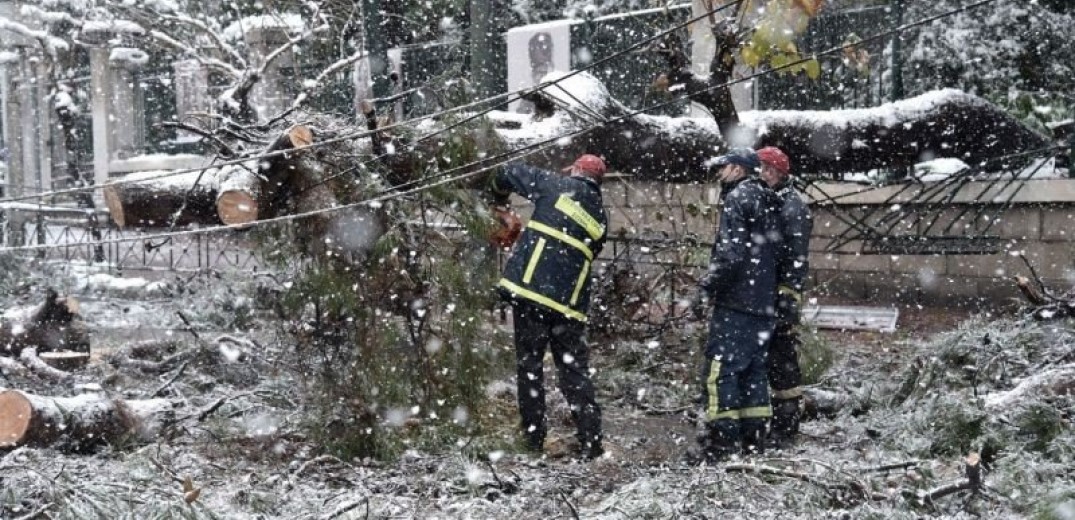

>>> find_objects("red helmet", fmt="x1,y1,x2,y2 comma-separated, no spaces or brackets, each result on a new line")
562,154,607,181
757,146,791,175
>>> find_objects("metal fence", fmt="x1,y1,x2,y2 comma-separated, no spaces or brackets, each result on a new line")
756,5,894,110
572,4,692,114
1,207,262,274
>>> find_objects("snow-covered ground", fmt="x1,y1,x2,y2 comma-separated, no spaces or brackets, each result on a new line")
2,257,1073,518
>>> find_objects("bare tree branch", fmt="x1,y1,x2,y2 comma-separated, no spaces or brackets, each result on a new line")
157,13,248,69
148,29,243,78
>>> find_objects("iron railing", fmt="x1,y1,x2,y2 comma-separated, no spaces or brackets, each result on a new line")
2,207,262,273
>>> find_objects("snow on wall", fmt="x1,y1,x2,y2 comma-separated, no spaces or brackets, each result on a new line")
108,47,149,67
221,14,305,41
81,19,146,35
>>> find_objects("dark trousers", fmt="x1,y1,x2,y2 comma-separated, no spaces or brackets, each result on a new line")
512,301,602,452
767,323,803,439
699,307,775,455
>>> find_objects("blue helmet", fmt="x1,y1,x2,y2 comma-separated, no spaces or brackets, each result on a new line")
709,147,761,171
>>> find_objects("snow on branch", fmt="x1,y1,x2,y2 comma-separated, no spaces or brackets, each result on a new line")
741,89,987,135
257,23,329,78
0,17,70,58
283,49,367,115
18,5,82,27
157,13,246,69
149,29,242,78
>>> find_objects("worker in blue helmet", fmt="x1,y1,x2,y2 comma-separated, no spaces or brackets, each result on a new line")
688,147,782,463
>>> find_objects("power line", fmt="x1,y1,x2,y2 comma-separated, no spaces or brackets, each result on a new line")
363,0,1008,193
0,0,1007,253
0,0,744,205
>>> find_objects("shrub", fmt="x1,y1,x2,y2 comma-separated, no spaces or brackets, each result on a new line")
798,327,836,385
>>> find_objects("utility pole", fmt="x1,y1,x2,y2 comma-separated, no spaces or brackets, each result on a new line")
363,0,392,99
889,0,904,101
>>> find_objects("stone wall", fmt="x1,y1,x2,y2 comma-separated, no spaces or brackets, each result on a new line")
588,177,1075,307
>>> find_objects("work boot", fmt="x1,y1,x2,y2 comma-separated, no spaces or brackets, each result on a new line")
521,431,545,454
683,422,738,465
770,397,802,443
580,441,604,461
741,418,767,456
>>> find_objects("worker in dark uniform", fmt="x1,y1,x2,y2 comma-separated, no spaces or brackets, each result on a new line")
492,154,608,460
757,146,813,447
691,147,781,462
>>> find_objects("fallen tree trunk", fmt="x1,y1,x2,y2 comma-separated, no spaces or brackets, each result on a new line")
0,389,173,450
490,73,1050,182
0,289,89,358
103,170,221,228
216,125,314,226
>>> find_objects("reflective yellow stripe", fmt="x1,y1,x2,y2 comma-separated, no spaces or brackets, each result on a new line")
523,238,546,284
526,221,593,261
778,285,802,303
740,406,773,419
498,279,588,322
711,409,740,420
772,387,803,400
570,261,590,306
555,195,605,240
706,358,729,421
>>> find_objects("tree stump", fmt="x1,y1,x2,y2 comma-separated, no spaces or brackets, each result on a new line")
1,289,89,357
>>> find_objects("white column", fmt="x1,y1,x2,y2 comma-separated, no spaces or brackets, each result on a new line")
89,46,112,197
1,60,24,199
33,60,52,193
173,59,210,141
17,58,38,194
245,26,293,121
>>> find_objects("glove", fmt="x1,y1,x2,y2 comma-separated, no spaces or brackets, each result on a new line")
776,286,802,327
689,290,711,321
488,205,522,248
491,189,511,207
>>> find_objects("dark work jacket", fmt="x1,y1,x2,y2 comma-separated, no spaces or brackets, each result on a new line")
700,176,781,318
494,163,608,322
775,180,813,296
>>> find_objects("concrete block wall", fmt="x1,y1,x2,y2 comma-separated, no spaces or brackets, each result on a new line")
807,201,1075,306
589,178,1075,307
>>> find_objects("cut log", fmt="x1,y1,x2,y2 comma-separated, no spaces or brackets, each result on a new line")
39,351,91,371
984,364,1075,413
215,125,314,226
103,170,221,228
802,387,871,419
215,164,263,226
20,347,73,382
0,389,173,450
1,289,89,358
491,73,1050,182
